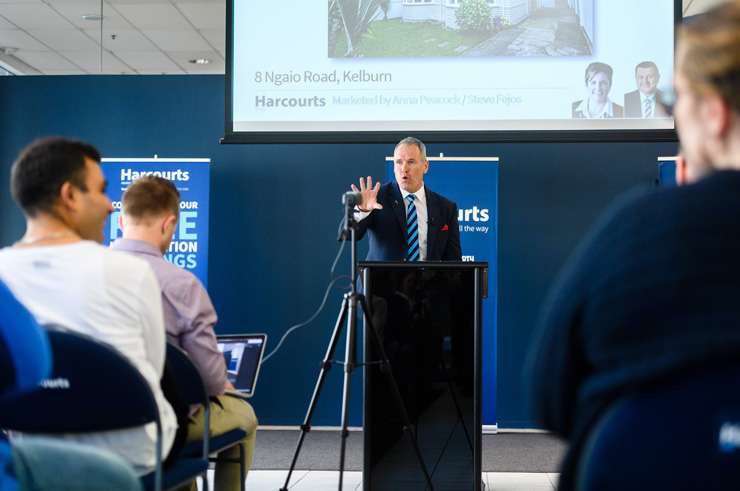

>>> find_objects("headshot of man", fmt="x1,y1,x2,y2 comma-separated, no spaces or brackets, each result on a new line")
528,2,740,489
624,61,668,118
0,137,177,474
349,136,461,262
572,62,624,119
112,175,258,491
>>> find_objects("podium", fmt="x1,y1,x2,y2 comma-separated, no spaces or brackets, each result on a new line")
360,261,487,491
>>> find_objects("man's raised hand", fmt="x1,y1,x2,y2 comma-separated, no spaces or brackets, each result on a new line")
351,176,383,212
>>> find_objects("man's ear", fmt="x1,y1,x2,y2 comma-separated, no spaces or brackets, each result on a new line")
162,214,177,234
117,213,124,232
58,181,76,210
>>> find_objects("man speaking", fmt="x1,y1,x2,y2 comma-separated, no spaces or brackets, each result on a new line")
351,137,461,261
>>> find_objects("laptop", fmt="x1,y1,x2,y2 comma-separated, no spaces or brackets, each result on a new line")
216,334,267,398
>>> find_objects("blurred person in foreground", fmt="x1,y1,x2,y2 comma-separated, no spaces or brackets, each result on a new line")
0,137,177,474
527,2,740,489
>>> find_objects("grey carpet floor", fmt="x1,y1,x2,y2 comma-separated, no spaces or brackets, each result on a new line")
252,430,566,472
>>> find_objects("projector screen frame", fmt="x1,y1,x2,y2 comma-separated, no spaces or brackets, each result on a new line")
223,0,681,145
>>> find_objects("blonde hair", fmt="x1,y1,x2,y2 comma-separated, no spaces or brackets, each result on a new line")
678,0,740,113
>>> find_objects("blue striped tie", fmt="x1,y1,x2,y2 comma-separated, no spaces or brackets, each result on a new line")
405,194,420,262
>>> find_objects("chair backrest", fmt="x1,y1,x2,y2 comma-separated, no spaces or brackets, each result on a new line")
164,342,210,460
577,363,740,491
0,328,158,433
165,343,208,407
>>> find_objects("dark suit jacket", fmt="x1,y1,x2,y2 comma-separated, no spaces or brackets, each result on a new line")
624,89,668,118
356,182,461,261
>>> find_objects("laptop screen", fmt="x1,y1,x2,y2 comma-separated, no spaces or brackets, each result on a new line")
216,334,267,397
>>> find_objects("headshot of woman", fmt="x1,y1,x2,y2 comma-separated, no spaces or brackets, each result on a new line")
572,62,624,119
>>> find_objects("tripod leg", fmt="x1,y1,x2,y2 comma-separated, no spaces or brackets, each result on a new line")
280,296,350,491
337,293,358,491
359,295,436,491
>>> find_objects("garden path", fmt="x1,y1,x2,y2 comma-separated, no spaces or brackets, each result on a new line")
463,5,591,57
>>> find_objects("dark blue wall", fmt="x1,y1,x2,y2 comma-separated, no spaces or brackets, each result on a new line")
0,75,677,427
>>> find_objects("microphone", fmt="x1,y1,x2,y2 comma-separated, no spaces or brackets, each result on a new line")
342,191,363,207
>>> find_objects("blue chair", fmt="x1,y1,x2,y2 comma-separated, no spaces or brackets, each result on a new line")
0,281,51,400
0,329,207,491
165,343,248,491
576,363,740,491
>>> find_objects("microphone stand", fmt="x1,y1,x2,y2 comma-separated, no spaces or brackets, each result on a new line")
280,193,435,491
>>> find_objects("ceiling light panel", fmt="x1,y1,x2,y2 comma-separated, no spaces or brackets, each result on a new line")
47,1,131,29
168,50,223,72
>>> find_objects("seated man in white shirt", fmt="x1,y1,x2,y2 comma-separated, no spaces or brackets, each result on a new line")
0,137,177,474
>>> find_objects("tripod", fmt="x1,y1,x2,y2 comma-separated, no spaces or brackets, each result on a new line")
279,196,435,491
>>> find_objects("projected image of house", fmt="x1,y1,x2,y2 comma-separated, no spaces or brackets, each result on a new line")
328,0,595,57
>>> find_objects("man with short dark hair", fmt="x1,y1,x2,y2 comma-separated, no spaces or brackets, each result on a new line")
112,175,257,491
624,61,668,118
0,137,177,474
350,136,462,261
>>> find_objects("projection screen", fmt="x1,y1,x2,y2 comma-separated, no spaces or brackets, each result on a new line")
225,0,680,143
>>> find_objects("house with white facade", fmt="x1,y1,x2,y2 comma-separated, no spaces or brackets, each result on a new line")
382,0,594,47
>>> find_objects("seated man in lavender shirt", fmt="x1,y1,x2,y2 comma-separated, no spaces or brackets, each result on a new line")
111,176,257,491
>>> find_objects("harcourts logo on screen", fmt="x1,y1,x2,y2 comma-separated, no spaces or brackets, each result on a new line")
120,169,191,183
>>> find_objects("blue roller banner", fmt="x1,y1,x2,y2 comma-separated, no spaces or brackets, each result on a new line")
657,157,677,187
101,158,211,288
387,157,500,428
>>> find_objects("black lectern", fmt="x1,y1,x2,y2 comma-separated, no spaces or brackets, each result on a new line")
360,261,487,491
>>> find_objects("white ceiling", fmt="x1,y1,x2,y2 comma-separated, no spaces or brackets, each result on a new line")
0,0,729,75
0,0,226,75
